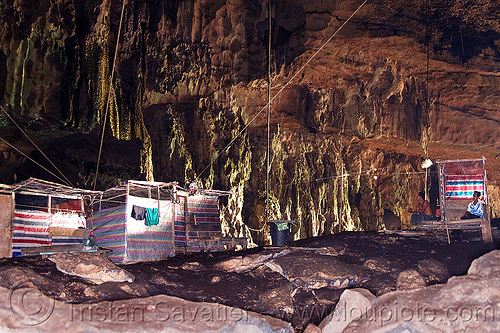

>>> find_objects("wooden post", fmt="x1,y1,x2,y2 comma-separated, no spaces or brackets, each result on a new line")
340,173,344,228
482,158,492,243
243,227,247,249
183,196,189,243
0,194,13,257
437,162,451,244
481,217,493,243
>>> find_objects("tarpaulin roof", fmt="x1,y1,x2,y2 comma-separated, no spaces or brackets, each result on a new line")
436,158,486,176
0,178,101,198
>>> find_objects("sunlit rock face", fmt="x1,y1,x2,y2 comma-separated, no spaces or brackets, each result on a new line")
0,0,499,244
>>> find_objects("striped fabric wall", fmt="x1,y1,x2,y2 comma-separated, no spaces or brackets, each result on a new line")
173,195,222,249
186,195,221,241
11,211,51,257
92,206,127,263
126,201,174,263
445,175,485,200
11,211,85,257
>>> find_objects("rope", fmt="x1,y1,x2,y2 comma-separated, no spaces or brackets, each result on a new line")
195,0,369,182
0,136,69,185
93,0,127,191
0,105,73,187
266,0,272,224
247,224,267,232
280,168,432,188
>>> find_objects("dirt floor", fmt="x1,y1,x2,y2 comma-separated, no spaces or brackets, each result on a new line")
0,230,498,332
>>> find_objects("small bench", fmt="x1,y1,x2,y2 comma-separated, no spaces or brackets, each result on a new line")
21,244,85,256
186,236,247,252
180,217,248,253
420,218,492,243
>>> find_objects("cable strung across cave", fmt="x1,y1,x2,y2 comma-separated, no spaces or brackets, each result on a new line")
195,0,370,184
0,105,73,187
0,136,70,185
266,0,273,229
281,169,434,187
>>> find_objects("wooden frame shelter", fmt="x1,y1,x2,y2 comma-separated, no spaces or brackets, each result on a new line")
0,178,100,257
91,180,246,263
421,158,492,243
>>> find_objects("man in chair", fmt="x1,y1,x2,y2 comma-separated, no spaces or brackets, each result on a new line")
461,191,484,220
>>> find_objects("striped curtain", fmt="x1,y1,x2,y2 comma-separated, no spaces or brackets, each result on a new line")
445,175,485,200
92,206,127,263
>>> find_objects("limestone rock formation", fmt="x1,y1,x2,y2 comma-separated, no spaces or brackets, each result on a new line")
343,250,500,332
396,269,427,290
417,258,449,284
48,252,135,284
319,288,377,333
214,248,291,273
0,0,499,244
265,251,365,290
0,286,294,333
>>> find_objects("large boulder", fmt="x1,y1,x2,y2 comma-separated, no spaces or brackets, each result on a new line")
0,286,294,332
214,249,291,273
417,259,449,284
257,283,295,317
48,252,135,285
467,250,500,277
319,288,377,333
396,269,426,290
264,252,365,290
0,266,55,289
343,250,500,332
382,210,401,230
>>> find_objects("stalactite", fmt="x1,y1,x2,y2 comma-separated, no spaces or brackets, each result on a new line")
19,34,31,110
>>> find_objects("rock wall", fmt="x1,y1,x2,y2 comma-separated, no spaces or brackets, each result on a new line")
0,0,499,244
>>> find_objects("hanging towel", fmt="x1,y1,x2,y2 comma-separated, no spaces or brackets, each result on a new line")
145,208,159,226
131,205,146,220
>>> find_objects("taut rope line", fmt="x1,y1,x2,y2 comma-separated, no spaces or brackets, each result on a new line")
266,0,273,225
0,105,73,187
0,135,69,185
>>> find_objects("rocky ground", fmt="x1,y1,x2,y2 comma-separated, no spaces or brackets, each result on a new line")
0,230,499,332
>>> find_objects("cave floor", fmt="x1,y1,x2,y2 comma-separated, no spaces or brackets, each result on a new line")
0,230,498,331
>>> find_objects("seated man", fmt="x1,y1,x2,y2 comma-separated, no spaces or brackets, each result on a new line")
461,191,484,219
408,192,434,226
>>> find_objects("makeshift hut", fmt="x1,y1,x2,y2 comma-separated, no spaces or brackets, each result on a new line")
421,157,492,242
91,180,246,264
0,178,99,258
